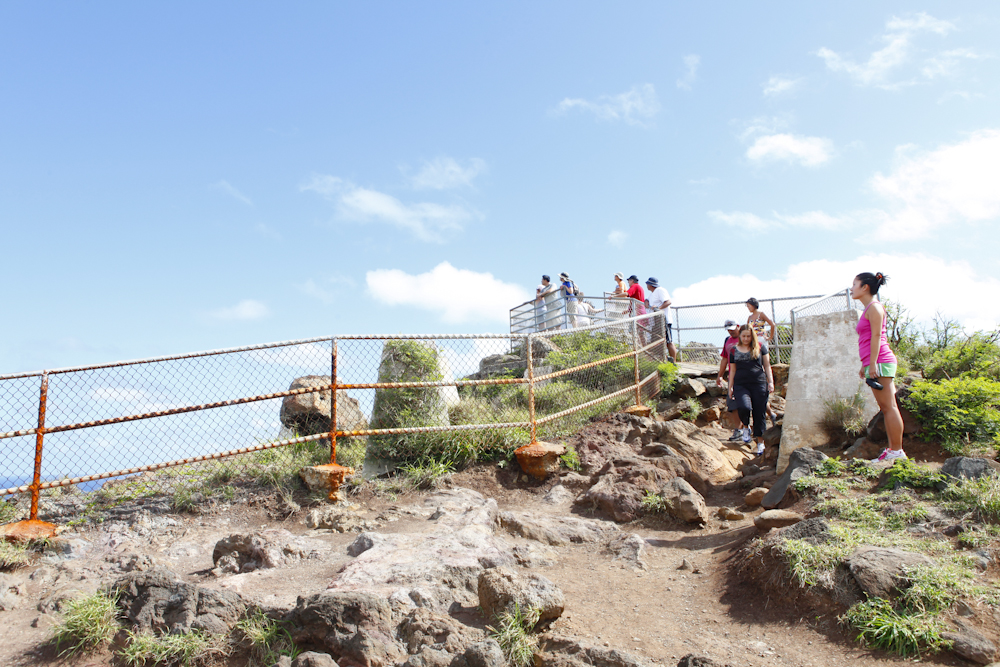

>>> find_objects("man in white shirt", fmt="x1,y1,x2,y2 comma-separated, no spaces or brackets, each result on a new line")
646,277,678,362
535,275,558,331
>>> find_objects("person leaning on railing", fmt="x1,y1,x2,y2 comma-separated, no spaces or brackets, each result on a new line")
645,277,678,362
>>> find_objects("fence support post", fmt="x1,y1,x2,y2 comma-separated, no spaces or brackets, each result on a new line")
330,339,338,465
527,334,537,444
633,321,642,407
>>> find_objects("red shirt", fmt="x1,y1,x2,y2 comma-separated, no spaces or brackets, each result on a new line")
721,335,739,360
626,284,646,314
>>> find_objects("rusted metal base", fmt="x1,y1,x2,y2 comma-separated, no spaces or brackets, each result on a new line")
0,519,59,542
299,463,355,502
515,441,566,480
623,404,652,418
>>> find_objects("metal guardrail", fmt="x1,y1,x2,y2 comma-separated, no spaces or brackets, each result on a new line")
510,294,645,335
0,311,669,524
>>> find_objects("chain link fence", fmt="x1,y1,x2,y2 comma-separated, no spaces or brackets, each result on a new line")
670,289,861,366
1,312,668,524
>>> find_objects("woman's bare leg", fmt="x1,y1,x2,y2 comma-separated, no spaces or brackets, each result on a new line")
871,378,904,451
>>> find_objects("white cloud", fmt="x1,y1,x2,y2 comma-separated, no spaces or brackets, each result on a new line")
746,133,833,166
365,262,531,324
212,180,253,206
210,299,269,321
815,12,976,89
672,253,1000,331
407,157,486,190
762,76,801,96
870,129,1000,239
607,230,628,247
707,210,770,231
708,209,875,232
676,55,700,90
300,175,477,243
553,84,660,127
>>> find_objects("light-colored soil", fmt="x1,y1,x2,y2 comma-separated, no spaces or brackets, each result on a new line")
0,444,968,667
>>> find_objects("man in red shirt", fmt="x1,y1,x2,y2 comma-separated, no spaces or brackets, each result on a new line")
716,320,742,441
625,275,647,344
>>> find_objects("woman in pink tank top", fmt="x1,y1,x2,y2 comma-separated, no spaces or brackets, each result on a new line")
851,271,905,462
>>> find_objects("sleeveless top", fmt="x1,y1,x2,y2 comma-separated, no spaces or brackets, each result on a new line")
856,301,896,366
749,314,767,338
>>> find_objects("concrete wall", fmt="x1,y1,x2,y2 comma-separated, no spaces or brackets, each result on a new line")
777,310,880,473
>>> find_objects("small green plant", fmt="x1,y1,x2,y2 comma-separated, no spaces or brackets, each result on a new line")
560,447,581,471
640,490,668,514
53,590,120,656
904,377,1000,455
942,474,1000,522
121,629,228,667
841,598,950,656
813,457,847,477
0,539,32,570
399,457,455,489
958,528,991,549
0,501,19,524
656,361,679,394
679,398,702,421
235,609,300,667
487,604,541,667
881,458,945,489
821,387,868,438
848,458,880,479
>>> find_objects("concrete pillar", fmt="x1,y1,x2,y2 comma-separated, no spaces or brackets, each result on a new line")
777,310,879,473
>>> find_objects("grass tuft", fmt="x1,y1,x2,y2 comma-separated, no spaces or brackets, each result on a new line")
0,539,32,570
841,598,951,656
120,628,228,667
235,609,300,667
52,590,120,656
487,604,540,667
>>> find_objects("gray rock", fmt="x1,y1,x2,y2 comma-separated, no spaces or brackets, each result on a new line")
0,573,23,611
754,510,803,530
402,648,455,667
511,544,558,568
397,607,485,655
307,506,379,532
271,657,293,667
212,529,321,573
744,487,768,507
577,458,680,523
346,532,389,557
500,511,618,546
678,656,733,667
761,447,828,509
846,547,935,599
940,457,1000,484
477,566,564,626
675,378,707,398
109,565,246,634
535,634,646,667
661,477,709,524
287,590,405,667
845,437,880,460
36,585,86,613
464,639,505,667
327,489,514,613
607,533,648,570
543,485,574,505
943,628,997,665
293,652,340,667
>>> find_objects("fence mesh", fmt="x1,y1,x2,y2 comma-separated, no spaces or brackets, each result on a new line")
0,314,668,524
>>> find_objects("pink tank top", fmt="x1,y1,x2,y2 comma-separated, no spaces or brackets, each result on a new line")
856,302,896,366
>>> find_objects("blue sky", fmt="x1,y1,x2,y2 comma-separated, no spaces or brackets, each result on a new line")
3,1,999,373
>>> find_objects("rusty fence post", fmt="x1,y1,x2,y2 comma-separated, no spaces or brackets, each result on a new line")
527,333,537,444
28,373,49,521
330,338,338,465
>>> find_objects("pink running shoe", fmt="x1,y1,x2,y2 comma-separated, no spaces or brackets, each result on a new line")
873,448,907,463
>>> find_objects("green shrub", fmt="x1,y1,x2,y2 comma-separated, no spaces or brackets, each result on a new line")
924,331,1000,381
234,609,300,667
942,474,1000,522
904,377,1000,454
560,447,581,471
399,457,455,488
640,490,668,514
657,362,679,394
679,398,702,421
841,598,950,656
813,457,848,478
53,590,120,656
881,458,945,489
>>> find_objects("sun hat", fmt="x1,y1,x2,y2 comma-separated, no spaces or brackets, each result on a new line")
614,272,624,280
559,272,569,280
627,274,639,282
645,277,659,287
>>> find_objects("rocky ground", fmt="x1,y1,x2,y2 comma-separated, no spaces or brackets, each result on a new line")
0,409,992,667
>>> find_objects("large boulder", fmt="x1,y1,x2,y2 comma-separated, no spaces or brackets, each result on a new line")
397,607,486,655
499,512,619,546
286,591,405,667
761,447,828,509
280,376,368,438
477,566,565,626
576,458,676,522
329,489,513,612
661,477,709,524
108,566,246,635
754,509,803,530
845,546,935,599
652,420,741,489
939,457,1000,483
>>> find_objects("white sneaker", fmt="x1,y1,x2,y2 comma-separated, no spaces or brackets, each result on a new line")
728,429,742,441
872,448,907,463
755,442,765,457
741,428,751,444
